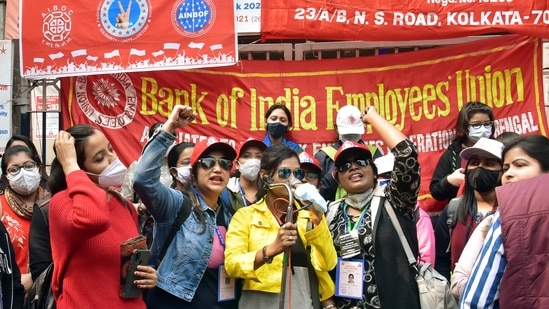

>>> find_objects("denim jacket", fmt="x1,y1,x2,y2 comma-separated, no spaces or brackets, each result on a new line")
132,130,233,302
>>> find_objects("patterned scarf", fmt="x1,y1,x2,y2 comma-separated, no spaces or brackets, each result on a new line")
4,186,45,219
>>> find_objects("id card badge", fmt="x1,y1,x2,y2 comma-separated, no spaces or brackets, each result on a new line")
218,263,236,301
339,230,361,259
335,258,364,299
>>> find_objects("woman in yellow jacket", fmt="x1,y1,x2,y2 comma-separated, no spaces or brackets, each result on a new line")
225,144,337,309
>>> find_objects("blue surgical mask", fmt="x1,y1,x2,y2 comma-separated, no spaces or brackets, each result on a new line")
468,126,492,142
267,122,288,138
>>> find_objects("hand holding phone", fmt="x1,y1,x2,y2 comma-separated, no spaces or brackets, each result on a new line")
120,249,150,299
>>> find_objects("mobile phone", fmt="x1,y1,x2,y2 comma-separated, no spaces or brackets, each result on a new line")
121,249,150,299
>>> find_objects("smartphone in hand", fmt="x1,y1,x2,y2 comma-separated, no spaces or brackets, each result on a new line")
121,249,150,299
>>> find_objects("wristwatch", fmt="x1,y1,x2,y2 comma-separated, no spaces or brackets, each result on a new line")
262,246,273,264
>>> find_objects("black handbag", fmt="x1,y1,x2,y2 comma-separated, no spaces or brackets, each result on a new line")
25,263,55,309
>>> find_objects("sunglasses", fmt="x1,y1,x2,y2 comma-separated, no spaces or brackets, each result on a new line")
198,157,233,171
304,172,319,180
469,121,493,129
276,167,305,180
337,159,370,173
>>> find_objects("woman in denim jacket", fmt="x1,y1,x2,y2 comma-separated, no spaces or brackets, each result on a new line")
133,105,238,309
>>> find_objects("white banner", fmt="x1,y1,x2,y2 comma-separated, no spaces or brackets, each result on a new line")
0,41,14,155
236,0,261,35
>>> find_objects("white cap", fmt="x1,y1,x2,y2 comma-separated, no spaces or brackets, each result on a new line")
336,105,365,135
374,153,395,174
460,137,504,161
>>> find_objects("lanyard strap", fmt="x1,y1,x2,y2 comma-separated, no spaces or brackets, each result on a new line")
343,203,369,233
238,182,249,206
214,226,225,249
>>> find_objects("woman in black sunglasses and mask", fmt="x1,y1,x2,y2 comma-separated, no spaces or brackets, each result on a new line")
225,144,336,309
324,106,421,309
133,105,239,309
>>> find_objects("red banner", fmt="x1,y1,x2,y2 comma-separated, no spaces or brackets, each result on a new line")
261,0,549,41
20,0,237,79
61,35,547,211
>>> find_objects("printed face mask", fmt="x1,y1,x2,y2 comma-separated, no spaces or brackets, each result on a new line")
87,158,128,188
6,168,41,195
266,122,288,139
468,126,492,142
466,167,501,193
239,158,261,181
339,134,361,143
175,166,192,185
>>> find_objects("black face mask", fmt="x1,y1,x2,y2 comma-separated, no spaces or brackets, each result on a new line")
266,122,288,138
466,167,501,193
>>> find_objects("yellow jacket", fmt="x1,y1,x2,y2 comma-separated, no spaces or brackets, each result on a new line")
225,198,337,301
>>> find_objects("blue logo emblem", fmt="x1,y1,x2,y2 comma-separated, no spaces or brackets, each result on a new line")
171,0,216,38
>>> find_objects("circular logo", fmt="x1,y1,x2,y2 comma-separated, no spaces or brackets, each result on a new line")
42,6,73,43
97,0,151,42
171,0,216,38
74,74,137,129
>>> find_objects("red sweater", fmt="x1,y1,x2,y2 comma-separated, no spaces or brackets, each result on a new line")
49,170,145,309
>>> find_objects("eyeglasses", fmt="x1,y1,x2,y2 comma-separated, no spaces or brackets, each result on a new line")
337,159,370,173
6,161,37,176
304,172,319,181
276,167,305,180
469,121,493,129
198,157,233,171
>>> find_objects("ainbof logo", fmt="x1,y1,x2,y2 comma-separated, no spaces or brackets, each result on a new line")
171,0,216,38
42,5,73,44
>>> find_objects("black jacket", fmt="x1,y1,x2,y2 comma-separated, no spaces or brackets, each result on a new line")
29,203,52,281
429,139,464,202
0,222,24,308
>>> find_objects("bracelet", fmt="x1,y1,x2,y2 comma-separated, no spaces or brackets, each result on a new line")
322,304,335,309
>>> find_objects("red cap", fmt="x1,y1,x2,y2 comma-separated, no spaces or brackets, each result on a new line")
298,152,322,174
334,141,372,167
236,138,266,158
190,137,237,166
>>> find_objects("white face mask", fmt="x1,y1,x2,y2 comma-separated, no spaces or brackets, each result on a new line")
468,126,492,142
339,134,361,143
175,166,192,185
238,158,261,182
87,158,127,188
6,167,41,195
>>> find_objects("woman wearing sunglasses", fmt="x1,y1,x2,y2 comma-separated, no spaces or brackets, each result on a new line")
133,105,239,309
224,144,336,309
325,106,421,309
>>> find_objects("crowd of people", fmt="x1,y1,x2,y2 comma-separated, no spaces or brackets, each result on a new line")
0,101,547,309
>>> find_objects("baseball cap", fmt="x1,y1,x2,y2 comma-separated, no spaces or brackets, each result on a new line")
374,153,395,175
298,152,322,174
336,105,365,135
460,137,504,161
236,138,266,158
190,137,237,166
334,141,372,167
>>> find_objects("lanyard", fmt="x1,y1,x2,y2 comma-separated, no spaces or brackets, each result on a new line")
343,203,369,233
238,181,249,206
214,226,225,250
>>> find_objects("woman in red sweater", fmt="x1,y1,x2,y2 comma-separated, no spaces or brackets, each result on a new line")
48,124,157,309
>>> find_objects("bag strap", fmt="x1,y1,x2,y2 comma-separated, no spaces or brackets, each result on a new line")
157,195,192,266
382,197,417,267
445,197,461,253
